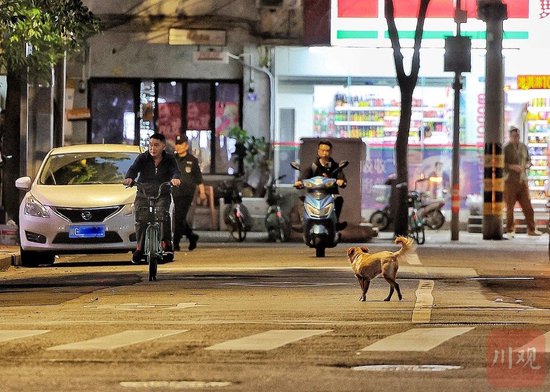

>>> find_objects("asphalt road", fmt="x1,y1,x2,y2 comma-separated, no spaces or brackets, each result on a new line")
0,237,549,392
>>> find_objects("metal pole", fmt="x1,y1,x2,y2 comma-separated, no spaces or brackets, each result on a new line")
478,0,507,240
451,0,463,241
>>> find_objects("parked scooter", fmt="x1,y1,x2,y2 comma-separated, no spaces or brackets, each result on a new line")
290,160,349,257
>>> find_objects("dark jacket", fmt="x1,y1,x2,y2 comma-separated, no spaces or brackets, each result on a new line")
300,157,347,195
173,152,203,198
125,151,181,197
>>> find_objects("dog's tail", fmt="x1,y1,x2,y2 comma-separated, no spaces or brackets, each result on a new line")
393,236,414,257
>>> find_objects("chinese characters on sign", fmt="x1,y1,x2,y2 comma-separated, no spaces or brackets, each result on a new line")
517,75,550,90
487,329,545,388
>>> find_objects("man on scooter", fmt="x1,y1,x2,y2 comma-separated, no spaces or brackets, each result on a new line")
294,139,348,231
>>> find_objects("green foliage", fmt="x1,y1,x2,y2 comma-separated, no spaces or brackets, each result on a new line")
0,0,101,82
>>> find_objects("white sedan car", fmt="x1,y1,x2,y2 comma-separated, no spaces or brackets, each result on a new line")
16,144,144,266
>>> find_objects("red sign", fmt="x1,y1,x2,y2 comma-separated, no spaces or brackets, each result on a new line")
338,0,529,19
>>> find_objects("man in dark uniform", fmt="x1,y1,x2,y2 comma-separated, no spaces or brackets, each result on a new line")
173,134,206,251
294,139,348,231
123,133,181,263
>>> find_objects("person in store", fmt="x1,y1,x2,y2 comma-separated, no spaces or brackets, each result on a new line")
294,139,348,231
503,126,542,237
123,133,182,263
172,134,206,251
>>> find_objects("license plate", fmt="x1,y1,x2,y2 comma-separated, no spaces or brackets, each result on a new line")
69,225,106,239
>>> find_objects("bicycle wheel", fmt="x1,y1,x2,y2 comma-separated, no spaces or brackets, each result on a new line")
146,226,159,281
230,216,247,242
369,210,390,231
409,212,425,245
277,216,290,242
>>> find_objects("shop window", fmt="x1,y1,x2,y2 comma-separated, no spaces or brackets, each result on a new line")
139,80,156,146
90,81,136,145
158,81,183,145
215,82,240,174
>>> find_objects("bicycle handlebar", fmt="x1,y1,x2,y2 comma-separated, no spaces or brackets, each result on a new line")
128,181,173,200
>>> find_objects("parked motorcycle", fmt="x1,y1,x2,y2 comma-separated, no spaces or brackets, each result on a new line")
290,160,349,257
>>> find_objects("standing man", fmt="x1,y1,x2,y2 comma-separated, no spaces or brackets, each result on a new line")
294,139,348,231
503,126,542,237
123,133,181,263
173,134,206,251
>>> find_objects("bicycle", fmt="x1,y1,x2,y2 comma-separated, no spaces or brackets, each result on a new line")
265,174,290,242
407,190,426,245
134,181,173,281
218,177,252,242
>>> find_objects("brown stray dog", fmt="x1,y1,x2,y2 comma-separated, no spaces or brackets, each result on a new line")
347,236,414,302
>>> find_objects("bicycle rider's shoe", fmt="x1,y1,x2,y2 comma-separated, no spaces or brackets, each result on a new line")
336,221,348,231
131,249,144,264
188,233,199,251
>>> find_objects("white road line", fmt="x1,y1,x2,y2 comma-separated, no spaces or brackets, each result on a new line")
406,253,422,265
0,330,49,342
205,329,332,351
47,330,187,351
360,327,475,352
412,279,435,323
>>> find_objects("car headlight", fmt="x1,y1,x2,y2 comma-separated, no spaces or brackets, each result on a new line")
23,196,50,218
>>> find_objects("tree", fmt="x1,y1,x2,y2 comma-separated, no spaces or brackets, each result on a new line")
385,0,431,237
0,0,100,223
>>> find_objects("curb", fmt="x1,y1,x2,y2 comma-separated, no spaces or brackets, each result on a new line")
0,251,18,271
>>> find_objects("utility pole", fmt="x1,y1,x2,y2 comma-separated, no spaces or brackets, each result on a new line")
478,0,507,240
444,1,471,241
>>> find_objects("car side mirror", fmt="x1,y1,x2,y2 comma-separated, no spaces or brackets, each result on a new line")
15,176,32,191
290,161,300,171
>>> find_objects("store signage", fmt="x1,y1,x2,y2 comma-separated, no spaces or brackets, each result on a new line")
331,0,534,47
192,51,229,63
169,28,226,46
517,75,550,90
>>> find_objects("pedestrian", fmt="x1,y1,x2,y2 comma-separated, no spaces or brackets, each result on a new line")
123,133,181,263
503,126,542,237
294,139,348,231
173,134,206,251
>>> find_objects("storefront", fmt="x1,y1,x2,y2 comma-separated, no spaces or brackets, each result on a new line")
273,0,549,221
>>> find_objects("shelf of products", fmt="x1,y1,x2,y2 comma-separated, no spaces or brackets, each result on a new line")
313,94,450,144
525,100,549,200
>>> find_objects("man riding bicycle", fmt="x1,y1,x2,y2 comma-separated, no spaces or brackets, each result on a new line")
123,133,181,264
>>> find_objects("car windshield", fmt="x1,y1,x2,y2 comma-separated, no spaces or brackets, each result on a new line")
39,151,138,185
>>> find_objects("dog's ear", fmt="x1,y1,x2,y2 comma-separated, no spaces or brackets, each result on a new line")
347,247,357,260
360,246,369,253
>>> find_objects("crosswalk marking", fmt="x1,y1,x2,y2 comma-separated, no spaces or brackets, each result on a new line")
47,330,188,351
412,279,435,323
205,329,332,351
0,330,49,342
360,327,475,352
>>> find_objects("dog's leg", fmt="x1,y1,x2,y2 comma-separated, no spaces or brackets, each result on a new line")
355,275,364,300
383,277,402,301
360,279,370,302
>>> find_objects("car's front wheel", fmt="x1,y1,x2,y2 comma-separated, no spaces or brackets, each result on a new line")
20,249,55,267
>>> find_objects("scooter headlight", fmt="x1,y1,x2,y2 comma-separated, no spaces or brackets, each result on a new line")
305,203,333,218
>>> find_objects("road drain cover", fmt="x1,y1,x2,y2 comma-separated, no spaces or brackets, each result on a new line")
352,364,462,372
120,381,232,389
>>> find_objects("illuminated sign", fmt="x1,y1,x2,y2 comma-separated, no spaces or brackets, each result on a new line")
331,0,534,47
517,75,550,89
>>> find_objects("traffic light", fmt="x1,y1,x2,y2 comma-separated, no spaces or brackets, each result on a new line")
444,36,471,73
